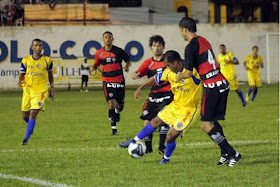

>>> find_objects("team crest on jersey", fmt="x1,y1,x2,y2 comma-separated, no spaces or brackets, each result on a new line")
143,110,149,116
38,102,42,107
176,122,183,129
181,79,186,84
109,93,113,97
36,63,41,68
112,58,116,63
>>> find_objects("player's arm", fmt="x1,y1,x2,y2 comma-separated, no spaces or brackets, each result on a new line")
18,59,26,87
243,59,250,70
230,55,239,65
134,76,156,101
177,47,194,81
131,60,149,80
122,50,131,72
48,60,55,100
92,51,101,71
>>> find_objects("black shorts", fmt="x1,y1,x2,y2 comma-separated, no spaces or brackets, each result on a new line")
140,94,173,121
82,75,88,82
103,82,125,104
201,87,229,121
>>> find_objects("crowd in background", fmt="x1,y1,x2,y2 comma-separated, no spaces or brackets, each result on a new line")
0,0,24,26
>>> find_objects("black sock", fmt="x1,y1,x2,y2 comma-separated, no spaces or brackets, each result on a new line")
144,134,153,151
159,125,169,149
213,121,227,156
109,109,117,132
208,123,236,157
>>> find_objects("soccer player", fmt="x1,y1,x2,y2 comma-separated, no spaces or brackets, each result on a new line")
93,31,131,135
217,44,246,106
81,58,90,92
120,50,201,164
18,38,54,145
131,35,173,154
177,17,242,167
243,46,264,102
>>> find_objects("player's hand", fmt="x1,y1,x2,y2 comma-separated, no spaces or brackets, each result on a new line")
134,88,141,102
131,72,139,80
49,86,55,100
92,69,97,76
224,59,231,64
123,65,129,72
18,81,24,87
176,72,184,82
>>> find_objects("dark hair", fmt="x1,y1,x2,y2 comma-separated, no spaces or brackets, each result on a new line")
179,17,197,32
149,35,165,47
164,50,181,64
103,31,113,37
31,38,42,45
252,46,258,50
219,44,226,48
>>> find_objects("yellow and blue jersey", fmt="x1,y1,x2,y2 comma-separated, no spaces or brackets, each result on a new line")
20,55,53,93
245,54,263,73
155,67,201,108
217,51,237,80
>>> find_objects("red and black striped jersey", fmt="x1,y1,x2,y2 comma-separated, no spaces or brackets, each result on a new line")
184,36,228,89
94,45,130,83
136,57,172,95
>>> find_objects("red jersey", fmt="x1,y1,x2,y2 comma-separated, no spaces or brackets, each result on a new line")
94,45,130,83
136,57,172,95
184,36,228,89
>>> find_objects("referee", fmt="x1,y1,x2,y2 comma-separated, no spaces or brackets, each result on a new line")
81,58,90,92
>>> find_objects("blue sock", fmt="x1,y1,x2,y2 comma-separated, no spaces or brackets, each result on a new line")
136,123,156,140
252,88,258,101
164,141,176,159
237,90,246,104
248,88,253,96
24,119,36,140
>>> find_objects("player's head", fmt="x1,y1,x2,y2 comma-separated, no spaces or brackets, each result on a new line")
179,17,197,41
163,50,182,73
84,58,87,63
31,38,43,56
102,31,114,46
149,35,165,57
219,44,226,54
252,46,258,55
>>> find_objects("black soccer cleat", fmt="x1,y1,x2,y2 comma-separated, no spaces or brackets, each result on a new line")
158,145,166,156
228,152,242,167
112,129,118,136
21,139,28,145
145,148,153,154
217,154,229,165
242,103,246,107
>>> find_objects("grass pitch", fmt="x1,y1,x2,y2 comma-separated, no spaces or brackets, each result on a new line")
0,84,278,187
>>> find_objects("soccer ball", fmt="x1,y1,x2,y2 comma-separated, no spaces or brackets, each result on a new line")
128,141,146,159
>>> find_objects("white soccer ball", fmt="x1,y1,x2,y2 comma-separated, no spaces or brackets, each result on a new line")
128,141,146,159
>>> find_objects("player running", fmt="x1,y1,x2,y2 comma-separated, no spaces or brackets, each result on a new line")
217,44,246,106
93,31,131,135
120,50,201,164
243,46,264,102
131,35,173,154
18,38,55,145
177,17,242,167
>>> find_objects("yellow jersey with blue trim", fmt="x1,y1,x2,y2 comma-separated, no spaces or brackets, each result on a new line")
217,51,237,80
20,55,53,93
155,68,201,108
245,54,263,73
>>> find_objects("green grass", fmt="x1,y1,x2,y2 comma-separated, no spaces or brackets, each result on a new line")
0,84,279,187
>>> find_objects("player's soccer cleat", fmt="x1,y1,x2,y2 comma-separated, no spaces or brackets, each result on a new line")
159,157,170,165
145,148,153,154
85,89,88,93
158,145,165,155
112,129,118,136
246,94,250,103
242,103,246,107
21,139,28,145
217,154,229,165
119,139,135,148
228,152,242,167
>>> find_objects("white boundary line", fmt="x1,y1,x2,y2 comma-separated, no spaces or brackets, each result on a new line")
0,173,73,187
0,140,278,153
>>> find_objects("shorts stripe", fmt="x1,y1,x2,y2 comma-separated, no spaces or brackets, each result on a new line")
201,92,206,116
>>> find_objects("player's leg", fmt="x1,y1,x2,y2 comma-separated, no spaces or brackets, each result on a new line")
22,111,30,123
81,75,85,92
246,72,255,102
114,86,125,122
22,109,40,145
85,76,88,92
251,74,261,102
230,79,246,106
143,120,153,153
235,89,246,107
159,128,180,164
201,88,242,166
107,99,118,135
119,116,164,148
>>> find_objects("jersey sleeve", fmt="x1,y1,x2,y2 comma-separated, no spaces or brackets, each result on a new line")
259,56,263,63
136,60,149,78
184,45,195,71
245,55,250,62
155,68,170,85
121,49,130,63
229,52,238,62
20,57,27,73
94,50,101,67
47,57,53,71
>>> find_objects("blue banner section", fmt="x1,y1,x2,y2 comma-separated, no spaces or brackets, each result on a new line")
0,40,145,63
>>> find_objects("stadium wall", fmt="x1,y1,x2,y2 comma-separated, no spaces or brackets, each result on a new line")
0,24,278,88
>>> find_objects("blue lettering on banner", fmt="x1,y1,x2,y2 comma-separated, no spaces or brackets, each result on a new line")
60,41,77,59
125,41,144,62
83,41,102,59
0,41,8,62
